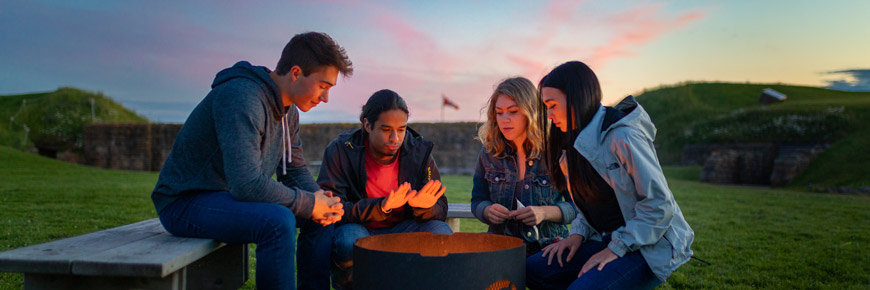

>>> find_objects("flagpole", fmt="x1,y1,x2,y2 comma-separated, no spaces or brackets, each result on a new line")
441,93,445,122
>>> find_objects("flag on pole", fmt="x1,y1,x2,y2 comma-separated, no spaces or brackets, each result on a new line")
442,94,459,110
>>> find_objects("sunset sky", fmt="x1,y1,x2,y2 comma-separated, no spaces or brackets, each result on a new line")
2,0,868,123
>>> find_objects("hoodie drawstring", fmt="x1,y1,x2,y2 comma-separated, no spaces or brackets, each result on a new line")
281,112,290,175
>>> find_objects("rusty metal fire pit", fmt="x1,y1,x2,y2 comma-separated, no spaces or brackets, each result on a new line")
353,232,525,290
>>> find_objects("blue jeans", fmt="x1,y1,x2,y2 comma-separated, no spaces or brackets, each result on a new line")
526,234,661,290
157,192,333,290
331,220,453,289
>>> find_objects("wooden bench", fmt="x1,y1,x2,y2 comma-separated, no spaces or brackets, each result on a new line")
0,219,248,290
446,203,475,232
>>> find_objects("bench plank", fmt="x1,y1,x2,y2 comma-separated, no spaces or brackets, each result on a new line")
446,203,475,232
0,219,165,274
1,218,250,290
72,232,223,277
447,203,474,219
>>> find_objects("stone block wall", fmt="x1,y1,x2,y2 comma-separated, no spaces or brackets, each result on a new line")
79,123,831,186
698,150,739,184
694,143,825,186
83,122,484,174
298,123,359,165
299,122,482,175
770,145,828,186
83,123,181,171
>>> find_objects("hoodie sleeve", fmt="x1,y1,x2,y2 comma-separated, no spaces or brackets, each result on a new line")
277,109,319,193
410,156,448,221
606,129,676,257
211,85,314,218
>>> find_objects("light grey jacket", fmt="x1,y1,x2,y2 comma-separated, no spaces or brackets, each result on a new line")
568,96,694,282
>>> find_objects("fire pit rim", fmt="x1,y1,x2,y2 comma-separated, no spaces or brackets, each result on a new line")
353,232,525,257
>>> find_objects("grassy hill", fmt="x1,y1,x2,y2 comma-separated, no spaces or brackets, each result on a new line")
0,87,147,151
636,82,870,188
1,146,868,289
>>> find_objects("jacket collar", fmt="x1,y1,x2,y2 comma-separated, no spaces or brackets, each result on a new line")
573,95,655,158
337,126,433,187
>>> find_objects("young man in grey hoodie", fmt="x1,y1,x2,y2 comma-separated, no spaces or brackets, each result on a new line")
151,32,352,290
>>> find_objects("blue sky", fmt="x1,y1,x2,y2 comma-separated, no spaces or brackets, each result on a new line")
2,0,868,123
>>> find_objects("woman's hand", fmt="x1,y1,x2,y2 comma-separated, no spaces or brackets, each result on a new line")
540,234,583,267
483,204,511,224
509,205,547,226
579,248,618,277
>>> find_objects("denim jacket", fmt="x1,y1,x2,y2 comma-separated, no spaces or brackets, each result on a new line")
471,146,577,247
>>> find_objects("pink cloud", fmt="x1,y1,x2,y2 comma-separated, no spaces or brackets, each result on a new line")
506,0,589,78
327,1,707,122
367,12,461,84
506,54,551,82
254,1,707,123
506,1,705,79
586,4,706,68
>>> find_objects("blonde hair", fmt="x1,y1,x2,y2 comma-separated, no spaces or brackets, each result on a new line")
477,77,544,159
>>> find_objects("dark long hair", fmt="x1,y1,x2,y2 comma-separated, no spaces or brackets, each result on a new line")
537,61,603,201
360,89,409,131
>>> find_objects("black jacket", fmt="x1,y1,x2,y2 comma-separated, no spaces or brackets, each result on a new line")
316,127,448,226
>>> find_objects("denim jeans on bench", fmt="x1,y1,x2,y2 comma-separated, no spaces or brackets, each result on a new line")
525,233,661,290
158,191,332,290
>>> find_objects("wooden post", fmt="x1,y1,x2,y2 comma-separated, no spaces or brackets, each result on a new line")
446,218,461,232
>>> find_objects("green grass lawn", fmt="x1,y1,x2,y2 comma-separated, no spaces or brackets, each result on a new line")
2,146,869,289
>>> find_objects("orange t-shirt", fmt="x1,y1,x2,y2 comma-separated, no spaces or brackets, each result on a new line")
364,147,403,229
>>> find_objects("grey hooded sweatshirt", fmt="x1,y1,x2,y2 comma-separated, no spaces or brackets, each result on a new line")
570,96,694,282
151,61,317,218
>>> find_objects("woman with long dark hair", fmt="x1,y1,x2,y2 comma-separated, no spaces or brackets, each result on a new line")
526,61,694,289
471,77,578,256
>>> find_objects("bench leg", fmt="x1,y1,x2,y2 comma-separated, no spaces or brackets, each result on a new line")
446,218,461,232
186,243,249,290
24,271,185,290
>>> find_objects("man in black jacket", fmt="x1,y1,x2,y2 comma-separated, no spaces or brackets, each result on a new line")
316,89,453,290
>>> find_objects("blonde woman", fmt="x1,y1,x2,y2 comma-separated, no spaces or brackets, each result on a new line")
471,77,578,256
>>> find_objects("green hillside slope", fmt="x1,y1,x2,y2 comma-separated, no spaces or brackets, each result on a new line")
0,87,147,151
636,82,870,187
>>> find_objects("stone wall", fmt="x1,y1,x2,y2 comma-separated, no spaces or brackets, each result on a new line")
405,122,482,175
693,143,826,186
682,143,777,167
83,122,484,175
770,145,828,186
83,123,181,171
80,123,831,186
298,122,482,175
